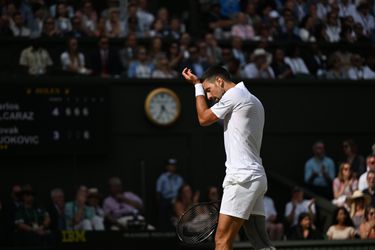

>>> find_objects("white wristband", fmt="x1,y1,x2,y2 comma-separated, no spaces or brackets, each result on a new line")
194,83,205,97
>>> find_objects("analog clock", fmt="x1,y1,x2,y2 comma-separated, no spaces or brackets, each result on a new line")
144,88,181,126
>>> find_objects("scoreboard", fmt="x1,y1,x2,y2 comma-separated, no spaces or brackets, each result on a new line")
0,84,109,155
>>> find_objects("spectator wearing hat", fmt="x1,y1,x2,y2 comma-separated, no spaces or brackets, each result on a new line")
284,187,316,229
359,204,375,239
363,170,375,206
359,155,375,191
86,188,105,231
242,48,275,79
156,158,184,231
326,206,356,240
304,141,335,199
347,190,372,229
14,190,53,246
103,177,145,230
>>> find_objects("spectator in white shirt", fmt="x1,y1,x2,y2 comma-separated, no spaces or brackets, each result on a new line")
317,0,331,21
19,39,53,75
354,2,375,37
359,155,375,191
348,54,375,80
54,2,72,35
242,48,275,79
9,12,30,37
325,11,341,42
299,15,317,42
60,37,91,75
339,0,357,18
285,46,310,76
137,0,154,34
264,195,284,241
285,187,316,228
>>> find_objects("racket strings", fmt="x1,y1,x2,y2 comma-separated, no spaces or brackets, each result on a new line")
177,203,219,244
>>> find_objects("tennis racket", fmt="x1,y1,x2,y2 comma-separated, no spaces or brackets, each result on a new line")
176,201,220,244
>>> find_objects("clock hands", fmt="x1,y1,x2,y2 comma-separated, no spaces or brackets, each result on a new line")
156,105,166,120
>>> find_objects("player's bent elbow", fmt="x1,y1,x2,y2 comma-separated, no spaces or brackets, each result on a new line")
198,119,210,127
198,117,215,127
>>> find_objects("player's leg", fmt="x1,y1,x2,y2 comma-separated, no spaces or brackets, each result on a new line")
242,176,275,249
243,215,275,250
215,213,244,250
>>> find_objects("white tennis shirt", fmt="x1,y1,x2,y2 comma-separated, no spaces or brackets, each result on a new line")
211,82,265,183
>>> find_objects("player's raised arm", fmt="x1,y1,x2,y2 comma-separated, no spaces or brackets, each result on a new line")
181,68,218,126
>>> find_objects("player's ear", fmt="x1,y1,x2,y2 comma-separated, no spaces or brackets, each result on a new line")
215,76,224,88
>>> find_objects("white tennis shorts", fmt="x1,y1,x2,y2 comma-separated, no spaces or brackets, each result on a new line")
220,174,267,220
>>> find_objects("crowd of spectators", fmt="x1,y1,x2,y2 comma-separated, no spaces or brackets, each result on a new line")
300,139,375,240
1,0,375,79
0,158,220,246
1,140,375,246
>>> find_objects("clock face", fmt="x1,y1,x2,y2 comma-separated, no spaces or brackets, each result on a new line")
145,88,181,126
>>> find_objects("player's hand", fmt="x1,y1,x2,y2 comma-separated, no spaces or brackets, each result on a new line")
182,67,200,85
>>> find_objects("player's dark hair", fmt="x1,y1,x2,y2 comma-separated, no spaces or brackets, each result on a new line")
201,65,232,83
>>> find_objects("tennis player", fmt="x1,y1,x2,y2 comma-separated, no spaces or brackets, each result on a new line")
182,66,275,250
